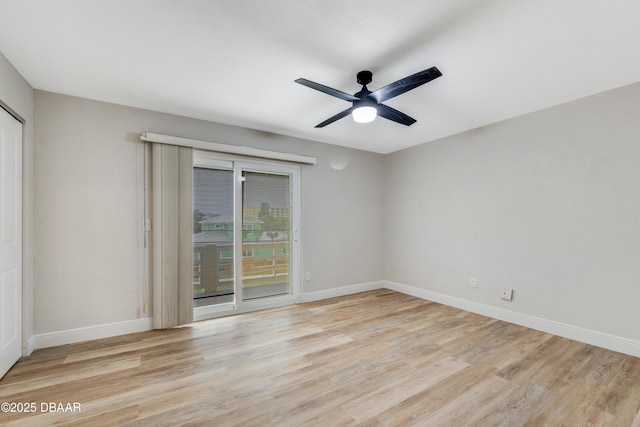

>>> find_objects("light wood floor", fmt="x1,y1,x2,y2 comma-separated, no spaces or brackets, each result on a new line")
1,290,639,426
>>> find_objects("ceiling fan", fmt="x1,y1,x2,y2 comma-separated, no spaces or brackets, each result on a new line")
295,67,442,128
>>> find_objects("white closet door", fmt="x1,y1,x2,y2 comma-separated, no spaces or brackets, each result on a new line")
0,106,22,379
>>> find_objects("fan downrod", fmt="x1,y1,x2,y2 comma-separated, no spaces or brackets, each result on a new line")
356,70,373,86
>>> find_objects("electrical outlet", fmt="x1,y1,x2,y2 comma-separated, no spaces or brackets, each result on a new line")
470,277,477,288
501,286,513,301
305,272,312,281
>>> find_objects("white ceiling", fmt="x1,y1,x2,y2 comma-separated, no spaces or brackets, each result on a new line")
2,1,640,154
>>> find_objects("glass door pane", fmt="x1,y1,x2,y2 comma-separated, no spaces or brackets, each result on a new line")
241,171,291,300
193,167,235,307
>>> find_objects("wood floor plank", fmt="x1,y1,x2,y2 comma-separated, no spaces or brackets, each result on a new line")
340,355,469,423
1,289,639,426
0,355,141,397
370,364,494,426
523,378,616,426
419,374,520,426
595,356,640,424
473,382,553,426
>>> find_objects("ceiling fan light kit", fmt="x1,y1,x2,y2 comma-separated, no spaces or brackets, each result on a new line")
352,105,377,123
295,67,442,127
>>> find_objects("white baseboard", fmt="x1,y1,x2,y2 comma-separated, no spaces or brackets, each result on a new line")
301,281,385,303
384,280,640,359
26,280,640,359
29,318,153,351
26,282,383,351
27,282,384,351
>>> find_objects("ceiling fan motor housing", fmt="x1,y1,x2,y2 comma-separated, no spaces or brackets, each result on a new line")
353,90,376,109
356,70,373,86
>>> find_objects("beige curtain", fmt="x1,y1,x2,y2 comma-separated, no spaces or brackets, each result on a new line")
152,143,193,329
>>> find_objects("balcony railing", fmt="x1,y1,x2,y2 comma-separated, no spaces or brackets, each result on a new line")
193,241,290,299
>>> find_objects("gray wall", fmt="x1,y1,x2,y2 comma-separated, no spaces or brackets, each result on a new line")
0,52,35,353
385,81,640,342
33,91,384,334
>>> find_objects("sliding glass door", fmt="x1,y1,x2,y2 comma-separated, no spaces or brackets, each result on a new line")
193,153,299,318
241,170,291,300
193,159,235,308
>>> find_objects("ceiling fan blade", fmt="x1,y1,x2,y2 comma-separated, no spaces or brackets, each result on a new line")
315,107,354,128
295,78,360,102
377,104,417,126
370,67,442,104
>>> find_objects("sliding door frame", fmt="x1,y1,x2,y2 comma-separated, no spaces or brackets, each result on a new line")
234,160,301,309
193,151,301,321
